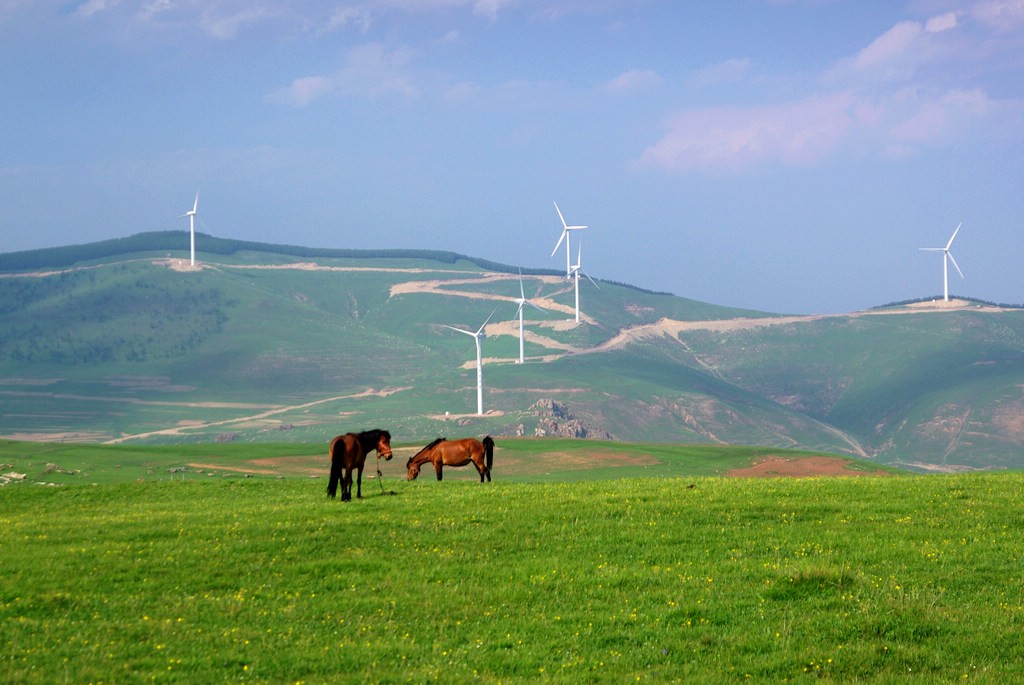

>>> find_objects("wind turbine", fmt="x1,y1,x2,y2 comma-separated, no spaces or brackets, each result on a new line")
178,190,199,266
569,238,599,323
514,270,546,364
550,201,587,278
919,222,964,302
443,307,498,415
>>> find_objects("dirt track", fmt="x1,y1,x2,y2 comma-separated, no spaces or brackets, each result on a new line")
103,387,409,444
726,455,890,478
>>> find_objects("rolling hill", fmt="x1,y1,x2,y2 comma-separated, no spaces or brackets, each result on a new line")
2,231,1023,472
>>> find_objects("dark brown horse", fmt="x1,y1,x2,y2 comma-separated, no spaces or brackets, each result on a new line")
406,436,494,482
327,429,393,501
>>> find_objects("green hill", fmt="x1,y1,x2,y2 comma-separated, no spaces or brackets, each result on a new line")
2,231,1023,471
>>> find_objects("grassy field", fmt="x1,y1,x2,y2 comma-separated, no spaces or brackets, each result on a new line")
0,438,892,485
2,465,1022,682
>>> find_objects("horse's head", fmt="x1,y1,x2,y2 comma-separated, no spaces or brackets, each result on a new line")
375,430,393,461
406,461,420,480
406,437,443,480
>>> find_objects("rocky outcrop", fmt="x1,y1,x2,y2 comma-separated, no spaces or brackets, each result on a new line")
530,399,613,440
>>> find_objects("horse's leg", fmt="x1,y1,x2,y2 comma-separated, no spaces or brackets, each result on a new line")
434,459,443,481
342,469,353,501
475,456,486,483
356,464,363,499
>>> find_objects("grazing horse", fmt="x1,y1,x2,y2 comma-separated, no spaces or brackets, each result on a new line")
327,429,393,501
406,436,494,482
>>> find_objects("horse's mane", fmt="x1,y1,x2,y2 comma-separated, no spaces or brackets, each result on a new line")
355,428,390,452
409,437,446,463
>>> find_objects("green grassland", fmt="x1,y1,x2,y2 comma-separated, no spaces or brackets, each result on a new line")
4,233,1024,470
3,469,1023,682
1,438,890,485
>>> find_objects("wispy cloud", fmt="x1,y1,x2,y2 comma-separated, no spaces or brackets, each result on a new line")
198,4,278,39
640,92,858,172
640,3,1019,173
267,43,418,106
323,6,373,34
74,0,121,18
970,0,1024,31
604,69,662,95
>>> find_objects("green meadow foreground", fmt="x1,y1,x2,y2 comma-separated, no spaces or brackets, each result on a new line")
3,470,1024,682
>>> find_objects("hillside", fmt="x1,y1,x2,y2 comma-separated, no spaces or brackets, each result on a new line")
2,231,1024,471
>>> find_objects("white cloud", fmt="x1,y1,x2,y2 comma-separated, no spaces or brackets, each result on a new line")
641,5,1017,173
639,85,998,173
198,4,277,39
970,0,1024,31
74,0,120,18
925,11,959,33
325,6,373,34
639,92,857,172
267,75,335,107
267,43,418,107
885,88,992,146
858,20,920,68
604,69,662,94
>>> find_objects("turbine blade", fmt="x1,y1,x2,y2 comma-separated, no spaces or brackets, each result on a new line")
584,271,601,289
527,299,547,312
919,247,943,251
946,222,962,249
553,201,568,229
550,230,567,256
948,251,965,279
518,269,525,299
442,324,475,337
477,306,500,335
192,190,199,214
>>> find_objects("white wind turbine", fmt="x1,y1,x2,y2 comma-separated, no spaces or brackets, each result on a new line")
919,222,964,302
569,238,599,323
178,190,199,266
513,270,546,364
550,201,587,278
443,308,498,415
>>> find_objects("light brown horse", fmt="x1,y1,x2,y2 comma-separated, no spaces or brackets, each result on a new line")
327,429,393,501
406,436,494,482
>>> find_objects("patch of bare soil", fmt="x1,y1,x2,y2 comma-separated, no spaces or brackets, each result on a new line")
160,259,204,272
990,393,1024,440
1,431,112,443
533,450,659,471
726,455,890,478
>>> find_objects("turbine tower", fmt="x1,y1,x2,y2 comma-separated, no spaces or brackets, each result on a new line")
569,239,599,323
443,308,497,415
550,201,587,278
919,222,964,302
179,191,199,266
514,270,546,364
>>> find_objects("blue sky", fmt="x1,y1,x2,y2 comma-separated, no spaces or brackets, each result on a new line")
2,0,1022,314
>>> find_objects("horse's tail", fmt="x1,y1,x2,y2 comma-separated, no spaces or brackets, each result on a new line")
483,435,494,471
327,439,342,499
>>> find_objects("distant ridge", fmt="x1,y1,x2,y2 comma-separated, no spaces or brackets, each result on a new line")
873,296,1024,310
0,230,673,296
